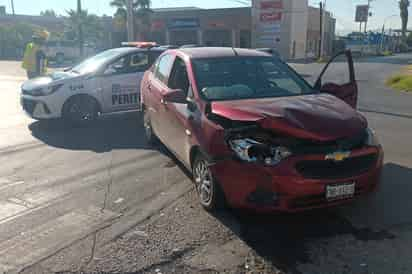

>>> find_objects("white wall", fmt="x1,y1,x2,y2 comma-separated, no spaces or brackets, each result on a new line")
251,0,308,59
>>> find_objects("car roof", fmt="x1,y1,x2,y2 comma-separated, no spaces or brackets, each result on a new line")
177,47,272,59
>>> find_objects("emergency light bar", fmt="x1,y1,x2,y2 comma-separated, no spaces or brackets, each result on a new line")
121,42,158,48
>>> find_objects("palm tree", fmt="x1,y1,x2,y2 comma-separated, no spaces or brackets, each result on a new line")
110,0,152,40
400,0,410,40
66,9,103,45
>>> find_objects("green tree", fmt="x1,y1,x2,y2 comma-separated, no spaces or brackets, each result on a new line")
110,0,152,40
40,9,57,17
399,0,410,40
65,9,103,45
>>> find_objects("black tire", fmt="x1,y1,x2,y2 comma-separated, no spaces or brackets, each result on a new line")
56,53,65,65
62,95,99,127
143,109,158,145
192,153,226,211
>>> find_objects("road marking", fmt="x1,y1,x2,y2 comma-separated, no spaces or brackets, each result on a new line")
0,206,118,273
0,180,25,192
0,202,27,221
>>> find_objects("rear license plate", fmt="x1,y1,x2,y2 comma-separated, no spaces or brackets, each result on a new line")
326,183,355,201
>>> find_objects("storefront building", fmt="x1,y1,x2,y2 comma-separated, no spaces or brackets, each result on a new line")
145,0,335,59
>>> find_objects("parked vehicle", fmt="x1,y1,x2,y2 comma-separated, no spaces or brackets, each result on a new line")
141,47,383,212
21,45,165,125
44,40,96,64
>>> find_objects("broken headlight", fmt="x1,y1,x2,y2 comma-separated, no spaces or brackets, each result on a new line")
229,138,292,166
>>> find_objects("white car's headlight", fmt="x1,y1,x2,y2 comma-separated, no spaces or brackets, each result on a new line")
366,128,380,147
28,84,63,96
229,138,292,166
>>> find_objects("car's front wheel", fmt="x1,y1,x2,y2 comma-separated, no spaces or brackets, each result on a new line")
62,95,99,127
192,154,226,211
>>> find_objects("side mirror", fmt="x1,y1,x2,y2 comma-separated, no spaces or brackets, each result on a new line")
163,89,188,104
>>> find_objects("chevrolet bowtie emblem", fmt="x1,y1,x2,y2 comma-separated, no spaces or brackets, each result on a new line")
325,151,351,162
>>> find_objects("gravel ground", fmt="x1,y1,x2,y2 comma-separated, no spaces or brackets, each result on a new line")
64,189,283,274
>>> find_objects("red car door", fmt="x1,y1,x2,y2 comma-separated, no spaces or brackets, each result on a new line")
160,56,194,164
314,50,358,108
146,53,176,142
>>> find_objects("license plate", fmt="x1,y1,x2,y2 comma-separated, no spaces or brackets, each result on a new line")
326,183,355,201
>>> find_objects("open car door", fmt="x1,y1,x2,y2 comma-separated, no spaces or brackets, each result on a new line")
314,50,358,109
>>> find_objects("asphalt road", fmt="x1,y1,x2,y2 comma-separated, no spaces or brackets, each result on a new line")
0,55,411,274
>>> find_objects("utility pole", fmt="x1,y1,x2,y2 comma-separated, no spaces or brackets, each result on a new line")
77,0,84,57
126,0,135,42
364,0,372,33
10,0,15,15
318,1,323,59
320,0,327,58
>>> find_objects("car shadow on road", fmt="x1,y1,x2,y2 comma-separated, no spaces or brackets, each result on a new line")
210,162,412,274
28,112,152,153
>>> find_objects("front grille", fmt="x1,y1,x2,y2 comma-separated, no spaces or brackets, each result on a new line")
290,130,368,155
296,153,378,180
22,99,37,115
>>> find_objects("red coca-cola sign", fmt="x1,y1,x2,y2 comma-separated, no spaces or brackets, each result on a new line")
260,12,282,22
260,1,283,10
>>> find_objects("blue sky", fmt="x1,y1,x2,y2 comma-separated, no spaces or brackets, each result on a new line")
0,0,405,33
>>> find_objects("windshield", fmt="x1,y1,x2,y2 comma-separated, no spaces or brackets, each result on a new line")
71,49,126,74
193,57,314,101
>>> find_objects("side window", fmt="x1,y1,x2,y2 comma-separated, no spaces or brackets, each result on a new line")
129,52,149,72
154,54,175,84
168,57,190,96
104,56,128,75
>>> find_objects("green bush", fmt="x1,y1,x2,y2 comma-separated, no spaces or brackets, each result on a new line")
386,74,412,92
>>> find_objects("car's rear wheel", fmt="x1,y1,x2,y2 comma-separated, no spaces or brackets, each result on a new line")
192,154,225,211
63,95,99,127
143,109,158,145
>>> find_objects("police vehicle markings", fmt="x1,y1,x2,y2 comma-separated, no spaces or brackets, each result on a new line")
111,84,139,106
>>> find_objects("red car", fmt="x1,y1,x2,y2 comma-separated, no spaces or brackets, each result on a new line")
140,47,383,212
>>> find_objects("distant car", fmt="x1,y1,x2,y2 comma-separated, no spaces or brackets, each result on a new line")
44,40,95,64
140,47,383,212
21,46,165,125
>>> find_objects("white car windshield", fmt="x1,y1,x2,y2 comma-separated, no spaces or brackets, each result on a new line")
71,49,126,75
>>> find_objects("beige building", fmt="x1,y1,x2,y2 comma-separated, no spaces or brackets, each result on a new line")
306,6,336,58
143,1,335,60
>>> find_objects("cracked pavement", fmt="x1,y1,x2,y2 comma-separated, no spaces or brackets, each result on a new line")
0,55,411,274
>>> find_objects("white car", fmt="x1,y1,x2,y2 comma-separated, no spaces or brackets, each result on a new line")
21,47,165,124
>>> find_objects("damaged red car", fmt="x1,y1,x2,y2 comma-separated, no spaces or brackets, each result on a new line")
140,47,383,212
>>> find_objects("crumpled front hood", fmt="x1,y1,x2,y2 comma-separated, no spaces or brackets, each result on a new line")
22,71,78,90
211,94,367,141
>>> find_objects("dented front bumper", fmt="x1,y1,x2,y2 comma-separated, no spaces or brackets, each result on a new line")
209,146,383,212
